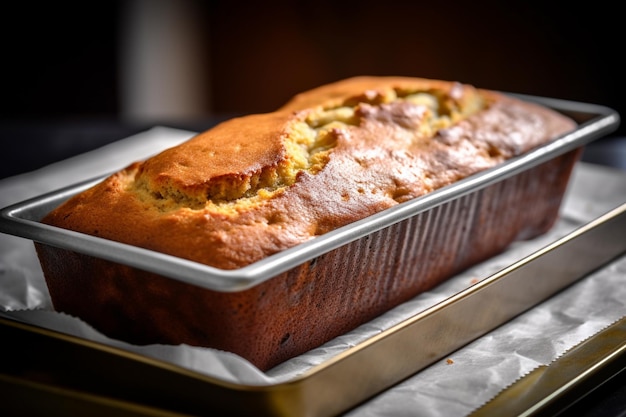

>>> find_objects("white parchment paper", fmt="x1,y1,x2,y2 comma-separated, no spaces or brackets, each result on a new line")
1,127,625,415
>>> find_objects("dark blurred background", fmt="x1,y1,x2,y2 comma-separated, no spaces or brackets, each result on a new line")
1,0,625,178
1,1,626,414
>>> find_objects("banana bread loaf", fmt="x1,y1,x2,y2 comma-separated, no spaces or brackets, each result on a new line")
36,76,578,370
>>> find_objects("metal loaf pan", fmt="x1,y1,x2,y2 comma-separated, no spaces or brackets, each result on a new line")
0,95,621,372
0,94,621,372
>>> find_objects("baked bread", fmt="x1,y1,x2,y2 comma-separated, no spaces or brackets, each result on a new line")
36,76,578,370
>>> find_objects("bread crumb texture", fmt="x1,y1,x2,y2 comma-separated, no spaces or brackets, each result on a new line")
131,80,486,213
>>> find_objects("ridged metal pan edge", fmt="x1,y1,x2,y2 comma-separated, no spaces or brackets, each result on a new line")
0,96,620,291
2,202,625,417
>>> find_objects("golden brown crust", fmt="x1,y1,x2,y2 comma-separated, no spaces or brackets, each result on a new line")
42,76,577,270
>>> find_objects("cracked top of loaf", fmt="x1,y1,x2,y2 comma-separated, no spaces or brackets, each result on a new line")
42,76,577,269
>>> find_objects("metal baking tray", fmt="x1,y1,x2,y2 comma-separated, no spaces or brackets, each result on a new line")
2,201,625,417
0,95,620,292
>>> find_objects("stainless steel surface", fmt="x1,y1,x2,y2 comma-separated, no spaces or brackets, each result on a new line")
0,96,619,292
